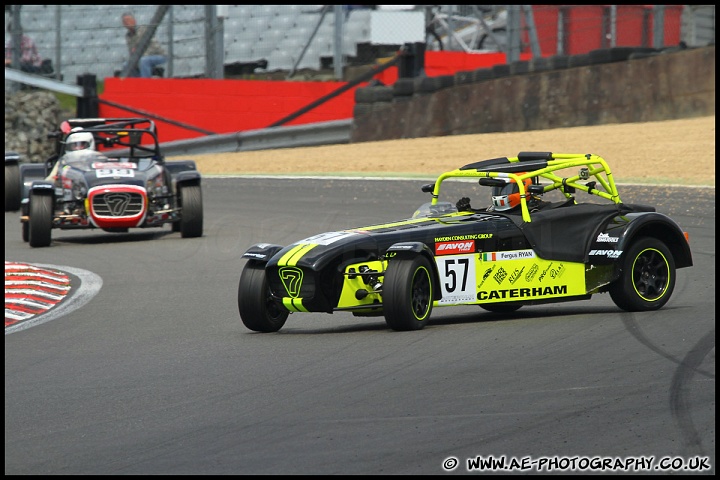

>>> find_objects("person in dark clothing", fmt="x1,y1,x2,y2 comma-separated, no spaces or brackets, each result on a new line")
121,12,166,78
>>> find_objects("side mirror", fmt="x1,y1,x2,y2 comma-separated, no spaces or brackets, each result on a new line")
478,177,506,186
421,183,435,193
45,154,59,176
528,184,544,195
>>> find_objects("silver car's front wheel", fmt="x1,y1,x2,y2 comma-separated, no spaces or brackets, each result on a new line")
28,193,53,248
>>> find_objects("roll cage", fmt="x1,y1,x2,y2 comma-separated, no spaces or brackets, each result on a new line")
425,151,622,222
50,117,164,165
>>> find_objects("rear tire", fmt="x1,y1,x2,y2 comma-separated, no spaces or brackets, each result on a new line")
5,163,21,211
178,185,203,238
480,304,522,314
28,193,53,248
609,237,676,311
383,256,434,331
238,261,289,332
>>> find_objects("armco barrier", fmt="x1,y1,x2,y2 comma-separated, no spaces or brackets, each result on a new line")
158,119,353,157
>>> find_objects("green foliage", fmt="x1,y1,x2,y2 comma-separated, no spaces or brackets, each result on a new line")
53,80,104,116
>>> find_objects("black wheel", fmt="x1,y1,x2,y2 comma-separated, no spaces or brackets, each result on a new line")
28,193,53,248
480,304,522,314
5,163,21,211
609,237,676,311
383,255,434,331
238,261,289,332
178,185,203,238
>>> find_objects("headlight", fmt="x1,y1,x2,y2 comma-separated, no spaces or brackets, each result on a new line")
59,167,88,201
71,180,87,200
146,170,166,199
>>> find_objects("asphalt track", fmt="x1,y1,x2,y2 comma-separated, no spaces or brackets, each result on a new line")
4,177,715,475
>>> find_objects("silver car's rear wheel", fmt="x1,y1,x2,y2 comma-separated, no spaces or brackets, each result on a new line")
5,163,21,212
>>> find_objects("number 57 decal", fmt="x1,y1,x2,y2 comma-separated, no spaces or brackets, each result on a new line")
435,254,477,305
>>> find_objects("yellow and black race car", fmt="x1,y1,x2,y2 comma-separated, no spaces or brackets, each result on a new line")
238,152,693,332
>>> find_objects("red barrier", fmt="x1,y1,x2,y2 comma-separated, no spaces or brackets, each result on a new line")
99,77,361,143
99,48,534,143
532,5,684,56
373,51,527,85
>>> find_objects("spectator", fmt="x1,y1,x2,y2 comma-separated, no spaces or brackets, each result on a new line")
4,23,42,73
121,12,166,78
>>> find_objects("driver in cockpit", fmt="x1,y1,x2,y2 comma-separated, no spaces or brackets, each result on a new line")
456,173,549,214
46,128,97,182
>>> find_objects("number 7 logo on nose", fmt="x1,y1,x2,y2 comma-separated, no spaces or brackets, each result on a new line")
279,267,303,297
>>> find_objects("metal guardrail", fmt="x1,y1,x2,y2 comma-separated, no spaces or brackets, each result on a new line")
4,68,83,96
159,119,353,157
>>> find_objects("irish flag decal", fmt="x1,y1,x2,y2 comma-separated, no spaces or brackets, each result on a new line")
482,252,496,261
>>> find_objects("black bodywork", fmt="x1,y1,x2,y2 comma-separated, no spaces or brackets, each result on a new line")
18,117,203,247
238,151,693,332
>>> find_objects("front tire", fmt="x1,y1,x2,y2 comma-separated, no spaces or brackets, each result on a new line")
178,184,203,238
609,237,676,311
383,255,434,331
28,193,53,248
238,261,289,332
5,163,21,211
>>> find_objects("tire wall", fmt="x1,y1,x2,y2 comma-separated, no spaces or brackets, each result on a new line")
350,45,715,142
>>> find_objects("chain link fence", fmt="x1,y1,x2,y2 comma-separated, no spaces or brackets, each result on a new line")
4,5,427,84
6,5,211,82
5,5,715,88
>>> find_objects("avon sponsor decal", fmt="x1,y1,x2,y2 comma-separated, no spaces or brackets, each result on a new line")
435,240,475,255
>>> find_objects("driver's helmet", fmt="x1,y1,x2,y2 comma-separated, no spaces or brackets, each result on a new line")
65,129,95,152
491,173,532,211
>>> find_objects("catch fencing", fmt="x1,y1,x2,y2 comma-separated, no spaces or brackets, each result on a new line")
5,5,714,89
